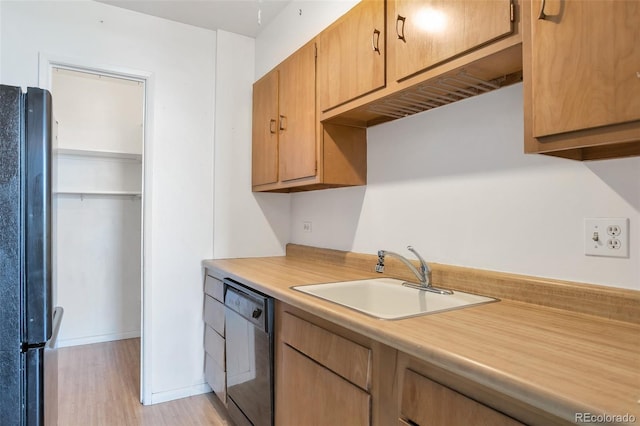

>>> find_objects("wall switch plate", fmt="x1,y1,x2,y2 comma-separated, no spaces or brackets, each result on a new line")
584,218,629,258
303,221,312,233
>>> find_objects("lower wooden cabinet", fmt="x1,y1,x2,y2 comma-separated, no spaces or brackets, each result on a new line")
274,301,536,425
276,305,372,425
279,344,371,425
400,369,523,426
279,310,372,390
275,302,397,425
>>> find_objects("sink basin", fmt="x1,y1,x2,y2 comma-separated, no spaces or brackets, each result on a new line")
292,278,497,320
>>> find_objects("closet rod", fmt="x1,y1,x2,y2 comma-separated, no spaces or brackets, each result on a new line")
54,191,141,201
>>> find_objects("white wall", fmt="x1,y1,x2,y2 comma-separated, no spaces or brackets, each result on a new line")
1,0,216,403
213,30,290,259
255,0,358,78
55,195,142,344
256,3,640,291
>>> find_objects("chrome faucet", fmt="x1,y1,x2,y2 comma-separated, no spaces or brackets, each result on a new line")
376,246,453,295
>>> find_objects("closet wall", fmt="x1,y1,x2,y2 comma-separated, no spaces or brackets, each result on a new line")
52,68,143,347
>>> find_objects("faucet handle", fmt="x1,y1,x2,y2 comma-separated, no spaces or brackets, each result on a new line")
406,246,431,285
407,246,426,267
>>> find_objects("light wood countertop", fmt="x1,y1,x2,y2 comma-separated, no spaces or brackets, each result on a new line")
203,248,640,425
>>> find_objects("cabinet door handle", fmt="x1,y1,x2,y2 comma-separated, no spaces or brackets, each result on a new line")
372,29,381,53
396,15,406,42
538,0,547,19
279,115,287,131
269,119,276,134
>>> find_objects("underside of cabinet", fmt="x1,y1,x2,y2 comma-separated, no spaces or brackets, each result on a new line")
322,39,524,128
525,124,640,160
253,124,367,193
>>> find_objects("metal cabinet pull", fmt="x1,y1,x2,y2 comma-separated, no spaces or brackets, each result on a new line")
269,119,276,134
279,115,287,131
538,0,547,19
396,15,406,41
372,29,381,53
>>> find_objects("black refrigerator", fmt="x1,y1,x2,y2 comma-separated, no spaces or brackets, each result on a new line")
0,84,63,425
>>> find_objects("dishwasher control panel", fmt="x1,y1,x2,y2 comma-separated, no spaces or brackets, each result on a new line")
224,279,269,331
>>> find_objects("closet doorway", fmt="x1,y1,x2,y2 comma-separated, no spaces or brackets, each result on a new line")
50,67,145,398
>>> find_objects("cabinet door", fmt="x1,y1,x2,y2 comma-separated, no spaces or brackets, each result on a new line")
280,311,371,390
252,70,279,187
530,0,640,138
278,344,370,426
278,42,317,182
389,0,513,81
317,0,386,112
401,370,522,426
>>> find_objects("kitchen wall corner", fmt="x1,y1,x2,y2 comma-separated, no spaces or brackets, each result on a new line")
213,30,290,259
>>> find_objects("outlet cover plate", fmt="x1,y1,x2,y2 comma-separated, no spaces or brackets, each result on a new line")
584,218,629,258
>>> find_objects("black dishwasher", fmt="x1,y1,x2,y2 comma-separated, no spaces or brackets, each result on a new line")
224,279,274,426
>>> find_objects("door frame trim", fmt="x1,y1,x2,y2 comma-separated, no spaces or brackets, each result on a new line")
38,52,154,405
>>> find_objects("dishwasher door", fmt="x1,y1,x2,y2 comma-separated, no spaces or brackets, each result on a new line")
224,280,274,426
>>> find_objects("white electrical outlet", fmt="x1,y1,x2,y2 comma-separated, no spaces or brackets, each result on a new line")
303,221,312,233
584,218,629,258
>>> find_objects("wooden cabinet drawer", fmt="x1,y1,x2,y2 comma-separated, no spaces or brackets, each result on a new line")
281,311,371,390
204,294,225,336
401,369,523,426
204,274,224,302
205,352,226,404
204,324,225,370
279,344,370,426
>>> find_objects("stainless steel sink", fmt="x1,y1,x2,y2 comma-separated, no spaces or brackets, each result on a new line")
292,278,497,320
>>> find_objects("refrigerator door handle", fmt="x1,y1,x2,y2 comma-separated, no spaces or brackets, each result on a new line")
47,307,64,348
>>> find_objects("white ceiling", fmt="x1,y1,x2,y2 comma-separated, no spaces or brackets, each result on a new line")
96,0,291,37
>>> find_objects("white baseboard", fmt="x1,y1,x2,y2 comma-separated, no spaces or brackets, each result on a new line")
149,382,212,405
57,330,141,348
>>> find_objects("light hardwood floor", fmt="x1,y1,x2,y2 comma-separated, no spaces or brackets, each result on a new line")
58,338,233,426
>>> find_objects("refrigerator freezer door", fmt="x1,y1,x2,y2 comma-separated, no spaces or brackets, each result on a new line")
0,84,24,424
24,87,53,346
0,85,55,424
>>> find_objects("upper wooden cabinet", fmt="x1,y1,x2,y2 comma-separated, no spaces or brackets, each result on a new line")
252,70,279,187
388,0,515,82
252,42,316,190
319,0,522,129
317,0,386,112
523,0,640,159
252,42,367,192
278,44,317,182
